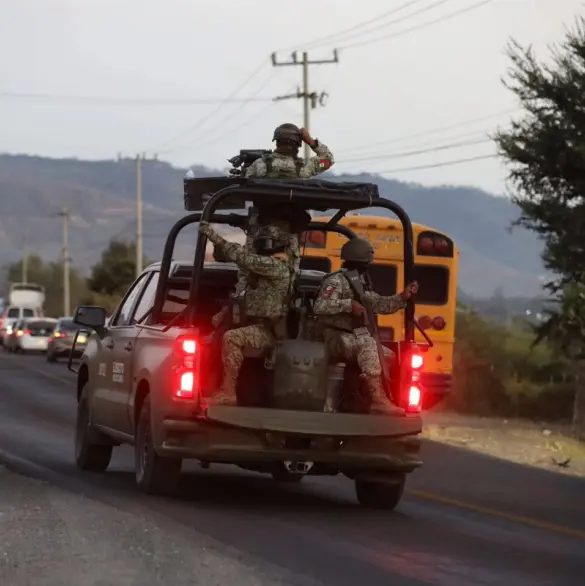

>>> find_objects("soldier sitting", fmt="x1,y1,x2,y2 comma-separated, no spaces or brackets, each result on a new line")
199,221,295,407
313,238,418,415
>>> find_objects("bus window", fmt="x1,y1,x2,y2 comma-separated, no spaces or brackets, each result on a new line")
300,257,331,273
412,265,449,305
367,264,397,296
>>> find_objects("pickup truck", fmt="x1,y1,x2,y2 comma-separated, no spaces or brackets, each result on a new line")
71,176,424,510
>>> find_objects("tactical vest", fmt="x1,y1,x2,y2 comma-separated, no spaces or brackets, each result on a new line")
262,153,303,179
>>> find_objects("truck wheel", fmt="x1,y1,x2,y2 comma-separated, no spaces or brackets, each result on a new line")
135,395,182,495
355,475,406,510
75,387,113,472
46,352,57,362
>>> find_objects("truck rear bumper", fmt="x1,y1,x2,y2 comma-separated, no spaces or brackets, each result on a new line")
156,407,423,473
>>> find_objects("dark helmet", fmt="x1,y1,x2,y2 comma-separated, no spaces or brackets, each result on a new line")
340,238,374,264
253,225,289,256
272,123,302,147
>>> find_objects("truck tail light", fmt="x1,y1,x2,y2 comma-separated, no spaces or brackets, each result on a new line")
432,316,446,331
174,335,199,400
411,353,424,369
407,385,422,412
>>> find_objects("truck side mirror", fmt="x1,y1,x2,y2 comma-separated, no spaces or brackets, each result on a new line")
73,306,106,330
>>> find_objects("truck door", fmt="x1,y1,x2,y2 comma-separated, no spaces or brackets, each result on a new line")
93,272,150,435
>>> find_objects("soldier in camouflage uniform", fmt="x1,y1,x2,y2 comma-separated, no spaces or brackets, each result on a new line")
199,221,294,406
313,238,418,415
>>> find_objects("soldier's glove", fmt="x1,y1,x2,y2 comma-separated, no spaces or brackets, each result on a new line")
199,221,212,236
351,301,366,316
400,281,419,300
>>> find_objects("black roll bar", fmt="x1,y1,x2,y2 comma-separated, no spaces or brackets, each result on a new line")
150,211,359,324
178,187,415,342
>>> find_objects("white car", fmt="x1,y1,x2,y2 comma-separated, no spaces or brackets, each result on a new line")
5,317,58,353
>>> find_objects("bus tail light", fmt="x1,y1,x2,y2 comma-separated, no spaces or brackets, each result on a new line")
418,315,432,330
174,335,199,400
432,316,446,331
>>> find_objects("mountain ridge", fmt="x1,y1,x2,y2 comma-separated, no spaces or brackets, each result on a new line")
0,154,547,298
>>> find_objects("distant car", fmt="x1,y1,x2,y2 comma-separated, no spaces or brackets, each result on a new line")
5,317,58,354
0,306,39,346
46,317,88,362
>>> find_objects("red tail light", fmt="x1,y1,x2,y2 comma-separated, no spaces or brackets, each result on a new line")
411,353,424,369
407,385,422,412
418,315,432,330
174,335,199,400
54,331,68,338
432,316,446,330
16,329,30,337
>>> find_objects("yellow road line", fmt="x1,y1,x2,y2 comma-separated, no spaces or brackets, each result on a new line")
407,488,585,540
1,351,584,540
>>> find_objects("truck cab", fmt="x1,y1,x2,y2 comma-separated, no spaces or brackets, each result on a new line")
71,176,424,510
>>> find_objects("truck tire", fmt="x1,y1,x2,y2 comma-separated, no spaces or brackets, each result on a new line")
135,395,182,495
355,475,406,510
46,352,57,362
75,386,113,472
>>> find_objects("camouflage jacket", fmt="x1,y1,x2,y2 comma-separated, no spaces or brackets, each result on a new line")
313,269,406,331
204,225,292,320
244,141,334,179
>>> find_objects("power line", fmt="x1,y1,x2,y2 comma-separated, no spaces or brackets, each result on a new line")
309,0,453,50
151,60,268,153
283,0,428,51
335,107,517,154
340,0,494,50
377,152,498,174
0,90,274,105
339,137,492,164
159,69,280,155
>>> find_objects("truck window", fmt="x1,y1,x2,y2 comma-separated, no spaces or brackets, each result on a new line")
110,273,150,327
22,308,34,318
7,308,19,318
300,257,331,272
132,272,160,324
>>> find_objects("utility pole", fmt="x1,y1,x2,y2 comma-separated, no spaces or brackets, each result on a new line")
59,207,70,316
136,153,143,278
131,152,158,278
22,249,28,284
271,50,338,161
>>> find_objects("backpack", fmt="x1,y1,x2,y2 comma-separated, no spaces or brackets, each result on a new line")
262,153,303,179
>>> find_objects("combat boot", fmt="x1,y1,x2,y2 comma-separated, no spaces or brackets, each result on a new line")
208,379,238,407
364,375,398,415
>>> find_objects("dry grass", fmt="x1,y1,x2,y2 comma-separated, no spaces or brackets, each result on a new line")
422,411,585,477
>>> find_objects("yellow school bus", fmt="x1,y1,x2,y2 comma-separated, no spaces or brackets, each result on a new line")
300,215,459,409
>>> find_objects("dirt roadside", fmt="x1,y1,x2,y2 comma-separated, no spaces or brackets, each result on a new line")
423,411,585,478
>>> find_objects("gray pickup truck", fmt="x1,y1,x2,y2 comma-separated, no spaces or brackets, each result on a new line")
70,176,425,510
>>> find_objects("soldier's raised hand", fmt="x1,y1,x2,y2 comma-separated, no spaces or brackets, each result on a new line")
400,281,419,300
199,221,212,236
299,127,315,146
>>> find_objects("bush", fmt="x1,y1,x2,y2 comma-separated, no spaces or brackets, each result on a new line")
446,311,575,421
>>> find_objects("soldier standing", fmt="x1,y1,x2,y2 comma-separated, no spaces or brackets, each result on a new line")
313,238,418,415
199,221,294,406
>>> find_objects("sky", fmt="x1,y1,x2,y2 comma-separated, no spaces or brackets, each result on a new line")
0,0,582,196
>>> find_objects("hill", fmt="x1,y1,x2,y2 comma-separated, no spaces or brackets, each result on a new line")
0,154,547,298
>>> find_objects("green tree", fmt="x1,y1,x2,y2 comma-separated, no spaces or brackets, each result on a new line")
495,18,585,437
88,240,145,297
5,255,89,317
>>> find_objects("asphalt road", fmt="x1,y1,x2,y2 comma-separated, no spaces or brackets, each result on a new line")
1,351,584,586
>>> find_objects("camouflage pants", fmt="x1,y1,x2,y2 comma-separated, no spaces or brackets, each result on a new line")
220,324,275,393
324,331,394,378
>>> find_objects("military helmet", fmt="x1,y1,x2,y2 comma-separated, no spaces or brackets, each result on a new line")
340,237,374,264
253,225,290,255
272,123,302,146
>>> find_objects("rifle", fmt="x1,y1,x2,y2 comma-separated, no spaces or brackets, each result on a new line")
344,270,392,399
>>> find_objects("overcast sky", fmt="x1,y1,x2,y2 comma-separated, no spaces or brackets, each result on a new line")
0,0,581,195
